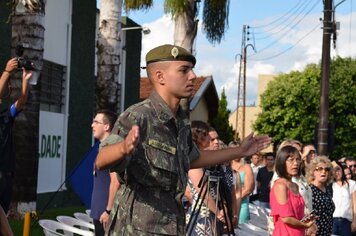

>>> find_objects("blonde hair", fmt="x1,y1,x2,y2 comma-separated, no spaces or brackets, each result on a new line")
305,155,334,184
277,139,302,153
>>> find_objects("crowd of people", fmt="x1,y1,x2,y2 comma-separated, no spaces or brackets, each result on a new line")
3,43,355,236
181,132,356,236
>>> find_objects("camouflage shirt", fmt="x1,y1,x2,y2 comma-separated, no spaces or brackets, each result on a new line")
102,91,200,236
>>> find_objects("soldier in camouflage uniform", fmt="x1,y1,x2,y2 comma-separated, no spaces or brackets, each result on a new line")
96,44,271,236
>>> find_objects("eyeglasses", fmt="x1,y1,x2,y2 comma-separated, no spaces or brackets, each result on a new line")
92,119,104,125
314,166,331,172
348,164,356,168
286,157,302,163
334,167,342,172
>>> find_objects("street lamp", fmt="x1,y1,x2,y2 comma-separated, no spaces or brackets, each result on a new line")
122,26,151,35
119,25,150,112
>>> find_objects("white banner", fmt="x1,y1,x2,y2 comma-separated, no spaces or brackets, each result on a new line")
37,111,66,193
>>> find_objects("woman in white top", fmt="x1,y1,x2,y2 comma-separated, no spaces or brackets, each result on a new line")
332,161,356,236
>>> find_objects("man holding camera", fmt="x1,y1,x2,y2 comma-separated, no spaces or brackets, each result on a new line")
0,58,32,213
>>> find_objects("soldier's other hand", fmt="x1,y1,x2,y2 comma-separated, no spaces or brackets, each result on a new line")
124,125,139,155
239,133,272,157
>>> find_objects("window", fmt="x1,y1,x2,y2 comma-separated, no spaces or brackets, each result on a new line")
39,60,65,113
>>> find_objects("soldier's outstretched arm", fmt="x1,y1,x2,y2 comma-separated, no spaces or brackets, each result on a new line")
190,133,271,169
96,125,139,169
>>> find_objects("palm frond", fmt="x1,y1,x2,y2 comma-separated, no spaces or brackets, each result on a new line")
203,0,229,44
12,0,44,12
124,0,153,12
164,0,186,16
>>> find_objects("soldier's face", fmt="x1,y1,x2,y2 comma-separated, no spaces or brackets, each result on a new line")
163,61,196,99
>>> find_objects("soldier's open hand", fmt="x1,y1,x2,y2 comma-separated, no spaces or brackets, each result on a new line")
124,125,139,155
239,133,272,157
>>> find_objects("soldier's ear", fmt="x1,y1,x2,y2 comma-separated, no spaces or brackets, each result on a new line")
155,70,165,85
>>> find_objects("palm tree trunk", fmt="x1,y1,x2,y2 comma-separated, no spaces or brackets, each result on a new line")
173,0,198,116
96,0,123,112
173,0,198,53
10,0,45,215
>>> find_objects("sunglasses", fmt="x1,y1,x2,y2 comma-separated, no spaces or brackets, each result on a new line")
348,164,356,168
314,166,331,172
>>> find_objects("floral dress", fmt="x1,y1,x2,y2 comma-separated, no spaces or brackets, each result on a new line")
310,184,335,236
186,178,215,236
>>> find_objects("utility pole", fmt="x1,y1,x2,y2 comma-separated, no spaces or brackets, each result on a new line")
242,43,254,139
235,25,254,139
235,25,247,140
318,0,333,155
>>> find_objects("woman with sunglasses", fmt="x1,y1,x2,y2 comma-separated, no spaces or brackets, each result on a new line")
270,145,316,236
331,161,356,236
306,156,335,236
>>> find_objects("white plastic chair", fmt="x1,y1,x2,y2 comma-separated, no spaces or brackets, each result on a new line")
56,215,95,231
38,219,94,236
73,212,93,224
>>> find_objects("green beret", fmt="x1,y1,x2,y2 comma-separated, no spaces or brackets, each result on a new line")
145,44,196,66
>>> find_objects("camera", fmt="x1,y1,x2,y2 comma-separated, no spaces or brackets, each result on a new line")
15,44,35,70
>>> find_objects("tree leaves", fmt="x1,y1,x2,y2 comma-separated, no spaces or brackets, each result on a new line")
254,57,356,157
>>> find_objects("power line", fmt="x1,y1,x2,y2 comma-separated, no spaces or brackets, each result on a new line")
251,0,320,41
248,0,321,57
249,0,304,29
248,22,322,61
250,0,312,35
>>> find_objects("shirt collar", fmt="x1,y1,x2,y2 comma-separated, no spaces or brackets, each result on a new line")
148,91,188,125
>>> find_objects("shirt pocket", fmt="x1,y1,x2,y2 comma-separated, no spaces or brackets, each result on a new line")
145,139,177,173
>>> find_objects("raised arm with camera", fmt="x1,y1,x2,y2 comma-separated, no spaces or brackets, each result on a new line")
0,58,33,214
0,58,17,98
0,58,32,107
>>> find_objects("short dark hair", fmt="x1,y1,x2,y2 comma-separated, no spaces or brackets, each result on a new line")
263,152,275,159
345,157,355,163
275,145,301,179
96,109,118,131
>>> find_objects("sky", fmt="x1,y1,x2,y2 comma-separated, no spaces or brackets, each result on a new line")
98,0,355,111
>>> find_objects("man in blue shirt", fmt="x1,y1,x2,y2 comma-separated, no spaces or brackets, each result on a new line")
90,109,120,236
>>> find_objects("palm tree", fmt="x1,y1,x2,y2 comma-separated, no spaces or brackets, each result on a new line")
96,0,123,111
125,0,230,47
10,0,45,214
96,0,229,113
124,0,230,114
